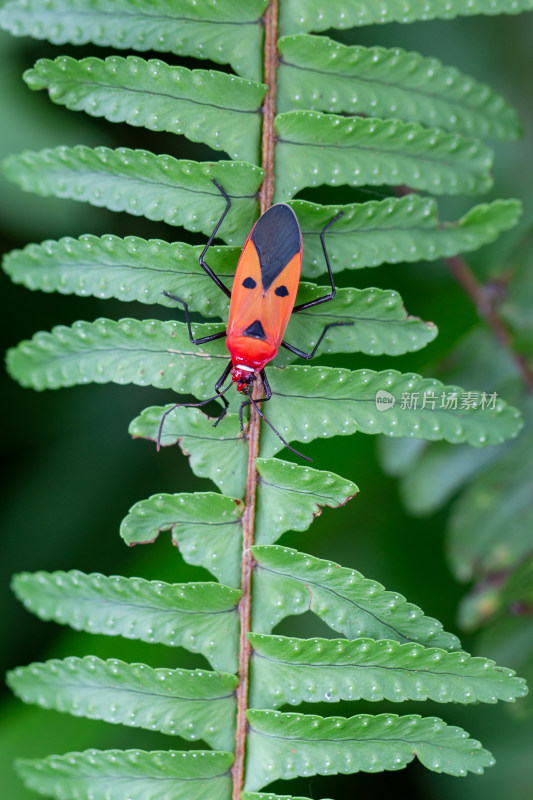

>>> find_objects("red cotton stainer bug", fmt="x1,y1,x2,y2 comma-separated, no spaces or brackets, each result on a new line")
158,179,352,461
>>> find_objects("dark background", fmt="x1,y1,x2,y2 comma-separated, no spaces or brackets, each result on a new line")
1,7,533,799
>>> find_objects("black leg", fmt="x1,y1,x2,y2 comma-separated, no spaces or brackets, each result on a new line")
292,211,343,313
240,375,311,462
281,321,351,360
163,292,226,345
284,211,352,357
238,369,272,431
157,363,233,451
198,178,233,299
215,360,233,393
260,369,272,401
212,360,233,427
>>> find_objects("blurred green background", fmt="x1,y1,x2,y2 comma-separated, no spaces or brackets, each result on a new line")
1,6,533,799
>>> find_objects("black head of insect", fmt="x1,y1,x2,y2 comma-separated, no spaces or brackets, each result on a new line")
232,365,258,394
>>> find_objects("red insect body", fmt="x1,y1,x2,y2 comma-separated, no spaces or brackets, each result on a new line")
158,180,348,459
226,203,302,391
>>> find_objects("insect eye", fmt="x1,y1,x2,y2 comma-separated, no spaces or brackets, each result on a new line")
242,277,256,289
275,285,289,297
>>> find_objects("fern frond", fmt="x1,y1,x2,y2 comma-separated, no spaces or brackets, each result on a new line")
279,0,533,34
248,634,526,707
16,749,234,800
3,235,238,316
12,571,240,671
7,656,238,749
2,238,437,354
6,318,229,393
254,458,357,544
243,795,330,800
245,710,493,788
0,0,267,79
260,366,522,451
277,35,520,140
295,198,521,276
2,0,530,793
2,200,520,296
274,111,493,200
252,545,461,649
3,147,262,242
448,428,533,580
119,460,357,567
121,492,244,588
382,439,502,515
285,286,438,356
25,57,266,162
243,795,329,800
8,320,522,449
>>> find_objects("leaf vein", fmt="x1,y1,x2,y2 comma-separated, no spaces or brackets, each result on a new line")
49,78,261,115
276,137,479,171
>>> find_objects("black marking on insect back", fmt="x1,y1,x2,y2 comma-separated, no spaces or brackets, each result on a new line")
243,320,266,340
242,276,256,289
275,285,289,297
251,204,300,291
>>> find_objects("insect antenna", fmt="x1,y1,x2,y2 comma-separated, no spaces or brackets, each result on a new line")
157,381,234,451
247,392,312,463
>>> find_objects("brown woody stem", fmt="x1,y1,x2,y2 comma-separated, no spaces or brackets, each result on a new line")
231,2,279,797
396,183,533,396
446,254,533,394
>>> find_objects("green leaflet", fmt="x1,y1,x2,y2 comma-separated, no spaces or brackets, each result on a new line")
131,412,360,517
6,317,230,393
119,462,357,572
274,111,493,201
462,577,533,715
2,146,262,243
423,324,522,392
243,796,331,800
383,439,503,515
294,197,522,276
7,321,523,449
251,545,461,649
17,749,234,800
3,199,520,289
248,634,526,708
285,285,438,356
378,325,522,514
1,234,438,355
448,427,533,581
244,710,494,789
379,327,533,582
260,366,523,452
12,571,240,671
255,458,358,545
120,492,244,588
130,408,249,498
2,235,238,318
243,795,330,800
378,434,427,477
279,0,533,34
277,35,520,141
0,0,267,80
7,656,238,750
25,56,266,162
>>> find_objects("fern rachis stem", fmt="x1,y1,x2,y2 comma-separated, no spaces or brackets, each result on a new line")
232,2,279,797
447,254,533,394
